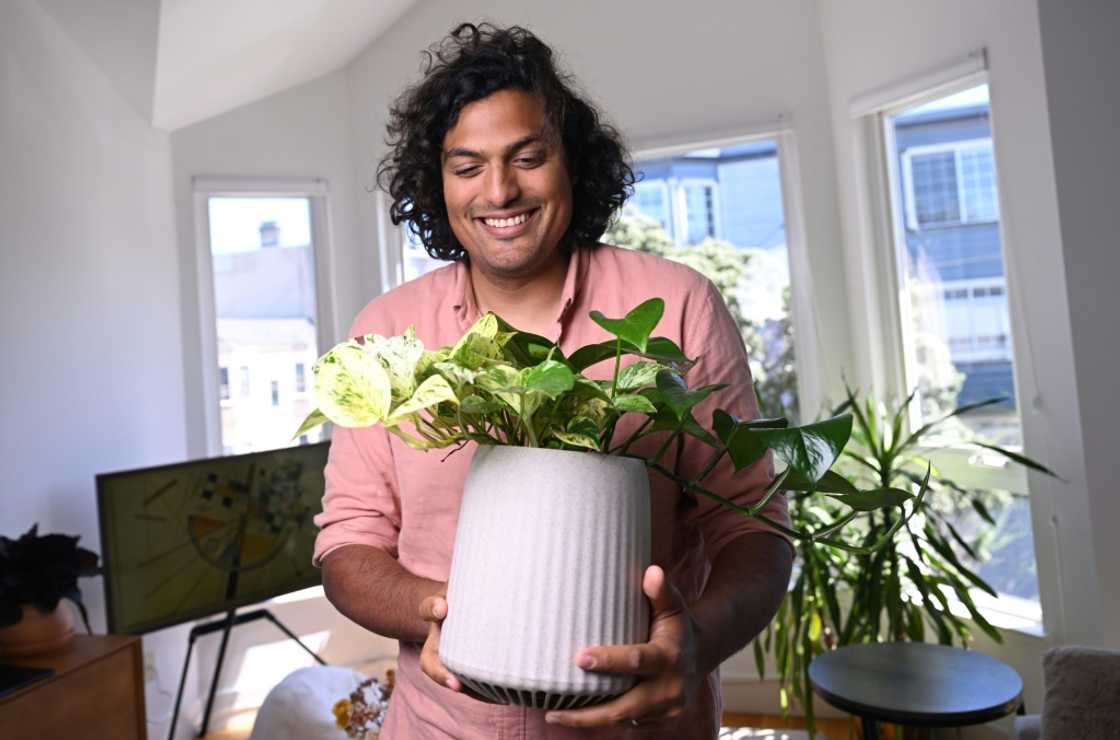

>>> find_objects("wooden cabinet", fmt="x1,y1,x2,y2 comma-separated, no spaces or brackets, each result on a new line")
0,635,147,740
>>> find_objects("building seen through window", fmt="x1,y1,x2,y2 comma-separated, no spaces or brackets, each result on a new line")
206,197,324,454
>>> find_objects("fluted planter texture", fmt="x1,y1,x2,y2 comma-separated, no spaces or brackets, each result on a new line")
439,445,651,710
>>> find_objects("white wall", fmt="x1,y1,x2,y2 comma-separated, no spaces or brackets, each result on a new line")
345,0,853,415
170,68,373,459
1035,0,1120,651
0,0,195,736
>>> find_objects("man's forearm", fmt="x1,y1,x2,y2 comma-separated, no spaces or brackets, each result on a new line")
690,533,793,674
321,544,443,643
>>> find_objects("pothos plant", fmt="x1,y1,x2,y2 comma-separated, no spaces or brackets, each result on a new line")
296,298,931,556
754,386,1060,733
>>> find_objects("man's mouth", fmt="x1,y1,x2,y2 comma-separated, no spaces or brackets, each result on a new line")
482,211,531,228
476,208,538,237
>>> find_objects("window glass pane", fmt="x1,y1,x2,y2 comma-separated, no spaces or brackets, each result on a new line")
402,225,444,282
911,151,960,226
609,139,799,420
959,145,998,222
207,196,324,453
684,182,717,244
633,181,670,231
887,84,1036,605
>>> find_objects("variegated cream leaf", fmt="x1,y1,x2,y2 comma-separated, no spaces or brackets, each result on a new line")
359,326,425,402
387,375,459,425
313,340,392,427
551,431,600,451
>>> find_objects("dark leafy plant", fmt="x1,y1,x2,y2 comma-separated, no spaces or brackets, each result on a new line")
0,525,100,632
754,387,1060,732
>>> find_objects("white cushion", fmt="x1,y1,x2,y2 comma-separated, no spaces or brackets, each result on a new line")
249,666,367,740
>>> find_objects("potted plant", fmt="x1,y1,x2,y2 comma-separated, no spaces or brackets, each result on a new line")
0,524,100,656
297,299,927,708
753,386,1060,733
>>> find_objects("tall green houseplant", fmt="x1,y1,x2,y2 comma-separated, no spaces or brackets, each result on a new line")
755,388,1060,730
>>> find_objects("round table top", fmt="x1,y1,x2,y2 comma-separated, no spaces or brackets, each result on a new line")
808,642,1023,727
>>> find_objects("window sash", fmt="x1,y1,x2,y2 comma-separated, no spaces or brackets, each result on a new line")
902,139,999,230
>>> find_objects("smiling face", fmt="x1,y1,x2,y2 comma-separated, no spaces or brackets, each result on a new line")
441,89,574,280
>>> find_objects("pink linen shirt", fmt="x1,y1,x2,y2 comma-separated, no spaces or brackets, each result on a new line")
314,243,791,739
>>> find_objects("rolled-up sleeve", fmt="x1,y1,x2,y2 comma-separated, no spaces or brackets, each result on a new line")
312,421,402,566
677,279,793,562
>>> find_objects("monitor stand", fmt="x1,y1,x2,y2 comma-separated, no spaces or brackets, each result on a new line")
167,607,326,739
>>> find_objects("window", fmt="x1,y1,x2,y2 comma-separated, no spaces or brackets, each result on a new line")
613,138,800,421
401,224,444,283
196,185,329,455
633,181,671,232
882,83,1037,610
903,140,999,230
295,362,307,393
682,181,718,244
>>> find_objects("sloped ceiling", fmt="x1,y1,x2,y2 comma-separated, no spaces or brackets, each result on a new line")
37,0,418,131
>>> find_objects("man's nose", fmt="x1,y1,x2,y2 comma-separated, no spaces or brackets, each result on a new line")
484,163,520,207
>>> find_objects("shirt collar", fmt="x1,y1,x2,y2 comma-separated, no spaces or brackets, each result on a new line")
450,246,590,339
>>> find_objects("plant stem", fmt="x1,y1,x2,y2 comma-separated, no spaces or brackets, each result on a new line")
646,462,804,542
611,417,653,455
609,338,622,399
697,447,728,482
651,429,681,468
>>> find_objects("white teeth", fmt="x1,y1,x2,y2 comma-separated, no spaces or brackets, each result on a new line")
483,212,530,228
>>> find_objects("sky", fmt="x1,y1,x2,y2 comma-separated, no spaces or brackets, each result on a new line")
208,197,312,254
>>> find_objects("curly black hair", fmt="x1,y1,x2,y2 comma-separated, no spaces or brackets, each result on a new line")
376,22,635,261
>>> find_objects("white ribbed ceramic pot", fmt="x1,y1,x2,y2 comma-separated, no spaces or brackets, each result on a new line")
439,445,651,709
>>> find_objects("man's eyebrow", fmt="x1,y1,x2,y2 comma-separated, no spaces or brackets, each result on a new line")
442,132,550,162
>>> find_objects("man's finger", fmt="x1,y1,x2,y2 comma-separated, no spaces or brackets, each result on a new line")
544,681,662,728
643,565,685,618
419,619,461,691
574,643,674,676
420,594,448,623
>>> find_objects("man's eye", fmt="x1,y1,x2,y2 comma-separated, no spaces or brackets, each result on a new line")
516,157,543,167
453,166,481,177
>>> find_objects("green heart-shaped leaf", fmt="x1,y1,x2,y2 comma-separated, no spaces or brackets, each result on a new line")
589,298,665,353
614,393,658,414
712,410,768,471
753,414,853,485
655,369,725,422
518,360,575,399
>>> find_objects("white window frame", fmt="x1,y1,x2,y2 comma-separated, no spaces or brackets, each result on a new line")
629,118,823,419
191,176,337,457
854,64,1056,632
901,138,1000,230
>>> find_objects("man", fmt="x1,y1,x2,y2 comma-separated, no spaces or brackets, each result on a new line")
314,23,793,739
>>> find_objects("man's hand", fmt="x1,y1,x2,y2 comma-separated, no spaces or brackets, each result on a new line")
418,586,462,692
544,565,701,729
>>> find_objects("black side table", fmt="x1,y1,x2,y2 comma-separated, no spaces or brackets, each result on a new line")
808,642,1023,739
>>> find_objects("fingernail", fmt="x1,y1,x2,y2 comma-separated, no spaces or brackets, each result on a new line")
545,713,558,724
577,654,595,669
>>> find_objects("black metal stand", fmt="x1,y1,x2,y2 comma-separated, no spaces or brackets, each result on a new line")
167,608,326,739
